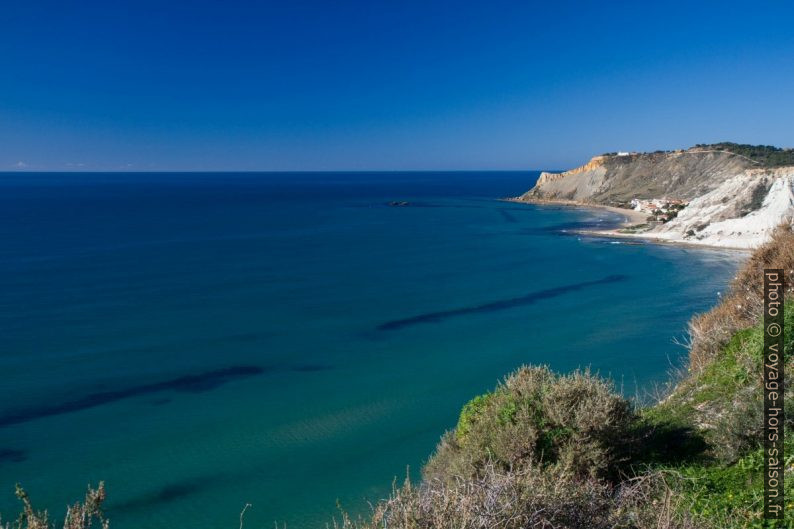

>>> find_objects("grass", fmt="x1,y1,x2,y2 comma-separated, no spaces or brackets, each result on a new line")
653,434,794,527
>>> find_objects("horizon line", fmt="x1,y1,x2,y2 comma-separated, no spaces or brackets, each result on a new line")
0,168,556,174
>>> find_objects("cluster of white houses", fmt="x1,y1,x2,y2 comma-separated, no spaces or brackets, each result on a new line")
630,198,688,223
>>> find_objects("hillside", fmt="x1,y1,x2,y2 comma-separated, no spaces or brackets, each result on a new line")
520,148,755,205
516,144,794,249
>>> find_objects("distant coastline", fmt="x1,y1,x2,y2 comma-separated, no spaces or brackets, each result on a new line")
511,143,794,250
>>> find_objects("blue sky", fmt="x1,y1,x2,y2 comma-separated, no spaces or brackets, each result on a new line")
1,0,793,171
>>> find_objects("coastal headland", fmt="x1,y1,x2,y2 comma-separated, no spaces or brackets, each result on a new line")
511,143,794,249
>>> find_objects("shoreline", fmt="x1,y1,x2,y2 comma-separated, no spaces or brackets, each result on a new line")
503,197,647,227
505,197,751,253
575,228,752,252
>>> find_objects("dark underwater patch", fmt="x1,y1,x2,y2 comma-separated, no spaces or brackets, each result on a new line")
378,275,628,331
109,478,207,513
0,448,27,464
499,209,518,223
0,365,266,429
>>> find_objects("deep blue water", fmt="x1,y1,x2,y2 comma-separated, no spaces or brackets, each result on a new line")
0,172,740,528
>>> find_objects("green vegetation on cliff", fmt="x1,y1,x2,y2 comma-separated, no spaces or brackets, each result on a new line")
694,143,794,168
600,143,794,168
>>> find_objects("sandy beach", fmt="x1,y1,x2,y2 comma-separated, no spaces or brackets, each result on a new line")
504,197,648,227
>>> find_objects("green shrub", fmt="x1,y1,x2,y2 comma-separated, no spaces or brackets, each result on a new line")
455,393,494,443
424,366,635,482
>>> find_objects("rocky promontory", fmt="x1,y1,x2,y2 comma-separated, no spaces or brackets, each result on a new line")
515,143,794,249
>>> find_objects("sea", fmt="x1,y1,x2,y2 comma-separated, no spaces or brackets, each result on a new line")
0,171,741,528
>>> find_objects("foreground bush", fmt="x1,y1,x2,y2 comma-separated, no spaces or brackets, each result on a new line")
0,484,107,529
334,464,703,529
423,366,635,482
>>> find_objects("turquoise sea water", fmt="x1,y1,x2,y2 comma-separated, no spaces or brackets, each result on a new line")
0,172,741,528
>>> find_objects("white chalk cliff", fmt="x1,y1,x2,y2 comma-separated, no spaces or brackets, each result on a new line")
646,167,794,249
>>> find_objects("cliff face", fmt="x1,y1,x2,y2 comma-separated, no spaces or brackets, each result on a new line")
520,149,755,205
648,167,794,249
